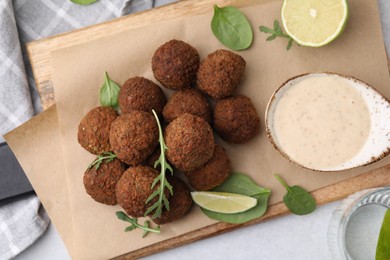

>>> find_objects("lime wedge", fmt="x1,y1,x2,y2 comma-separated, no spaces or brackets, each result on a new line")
191,191,257,214
376,209,390,260
281,0,348,47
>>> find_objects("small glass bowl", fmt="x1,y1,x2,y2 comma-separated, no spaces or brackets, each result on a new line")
327,187,390,259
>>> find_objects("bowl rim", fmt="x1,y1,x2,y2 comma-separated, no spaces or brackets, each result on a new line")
264,72,390,172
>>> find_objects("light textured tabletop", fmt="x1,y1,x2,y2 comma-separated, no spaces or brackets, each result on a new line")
15,0,390,259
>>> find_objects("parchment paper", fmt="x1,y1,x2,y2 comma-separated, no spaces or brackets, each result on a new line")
4,106,74,256
6,0,390,259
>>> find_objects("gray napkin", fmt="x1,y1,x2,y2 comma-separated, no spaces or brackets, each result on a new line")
0,194,49,260
0,0,178,259
0,0,33,143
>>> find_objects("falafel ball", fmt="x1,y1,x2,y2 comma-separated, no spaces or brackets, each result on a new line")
78,106,118,155
118,76,166,115
213,95,260,144
162,89,212,124
152,177,193,225
197,49,246,99
184,144,231,191
83,157,126,205
152,40,200,90
109,111,158,165
116,166,168,218
165,113,214,172
143,146,161,170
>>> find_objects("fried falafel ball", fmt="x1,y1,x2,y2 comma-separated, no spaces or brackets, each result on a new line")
184,144,231,191
165,113,214,172
214,95,261,144
78,106,118,155
152,177,193,225
197,49,246,99
152,39,200,90
83,157,126,205
162,89,212,124
116,166,169,218
109,111,158,165
143,146,161,170
118,76,166,115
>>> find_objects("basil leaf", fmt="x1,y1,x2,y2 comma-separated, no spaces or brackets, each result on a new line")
376,209,390,260
70,0,98,5
202,173,271,224
100,72,120,110
274,174,316,215
211,5,253,51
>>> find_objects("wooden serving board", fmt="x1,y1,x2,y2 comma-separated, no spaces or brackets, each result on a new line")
26,0,390,259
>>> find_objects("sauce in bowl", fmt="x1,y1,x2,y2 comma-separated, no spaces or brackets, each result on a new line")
272,74,371,169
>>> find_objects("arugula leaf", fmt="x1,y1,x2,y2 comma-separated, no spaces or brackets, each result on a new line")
211,5,253,51
70,0,98,5
116,211,160,238
202,172,271,224
274,174,316,215
260,20,294,50
100,72,120,110
88,151,117,170
144,110,174,219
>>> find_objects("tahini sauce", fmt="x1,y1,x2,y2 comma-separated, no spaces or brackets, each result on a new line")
273,75,371,169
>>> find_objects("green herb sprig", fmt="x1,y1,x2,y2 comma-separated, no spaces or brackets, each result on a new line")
274,174,316,215
144,110,174,219
260,20,294,50
116,211,160,238
211,5,253,51
88,151,117,170
202,172,271,224
100,72,120,110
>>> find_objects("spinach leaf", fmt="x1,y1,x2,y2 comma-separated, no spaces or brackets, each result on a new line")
100,72,120,110
202,172,271,224
213,172,269,196
70,0,98,5
211,5,253,51
274,174,316,215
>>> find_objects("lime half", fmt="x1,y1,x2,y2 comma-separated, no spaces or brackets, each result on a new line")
191,191,257,214
281,0,348,47
376,209,390,260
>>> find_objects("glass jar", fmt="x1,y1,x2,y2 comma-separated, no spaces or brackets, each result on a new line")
328,187,390,259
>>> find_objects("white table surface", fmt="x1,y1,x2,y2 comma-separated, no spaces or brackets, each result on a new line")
15,202,339,260
14,0,390,259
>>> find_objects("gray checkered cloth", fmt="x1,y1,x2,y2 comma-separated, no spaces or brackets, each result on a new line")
0,194,49,260
0,0,175,259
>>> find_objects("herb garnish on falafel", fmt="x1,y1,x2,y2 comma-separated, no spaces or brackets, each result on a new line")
88,151,117,170
144,110,174,219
